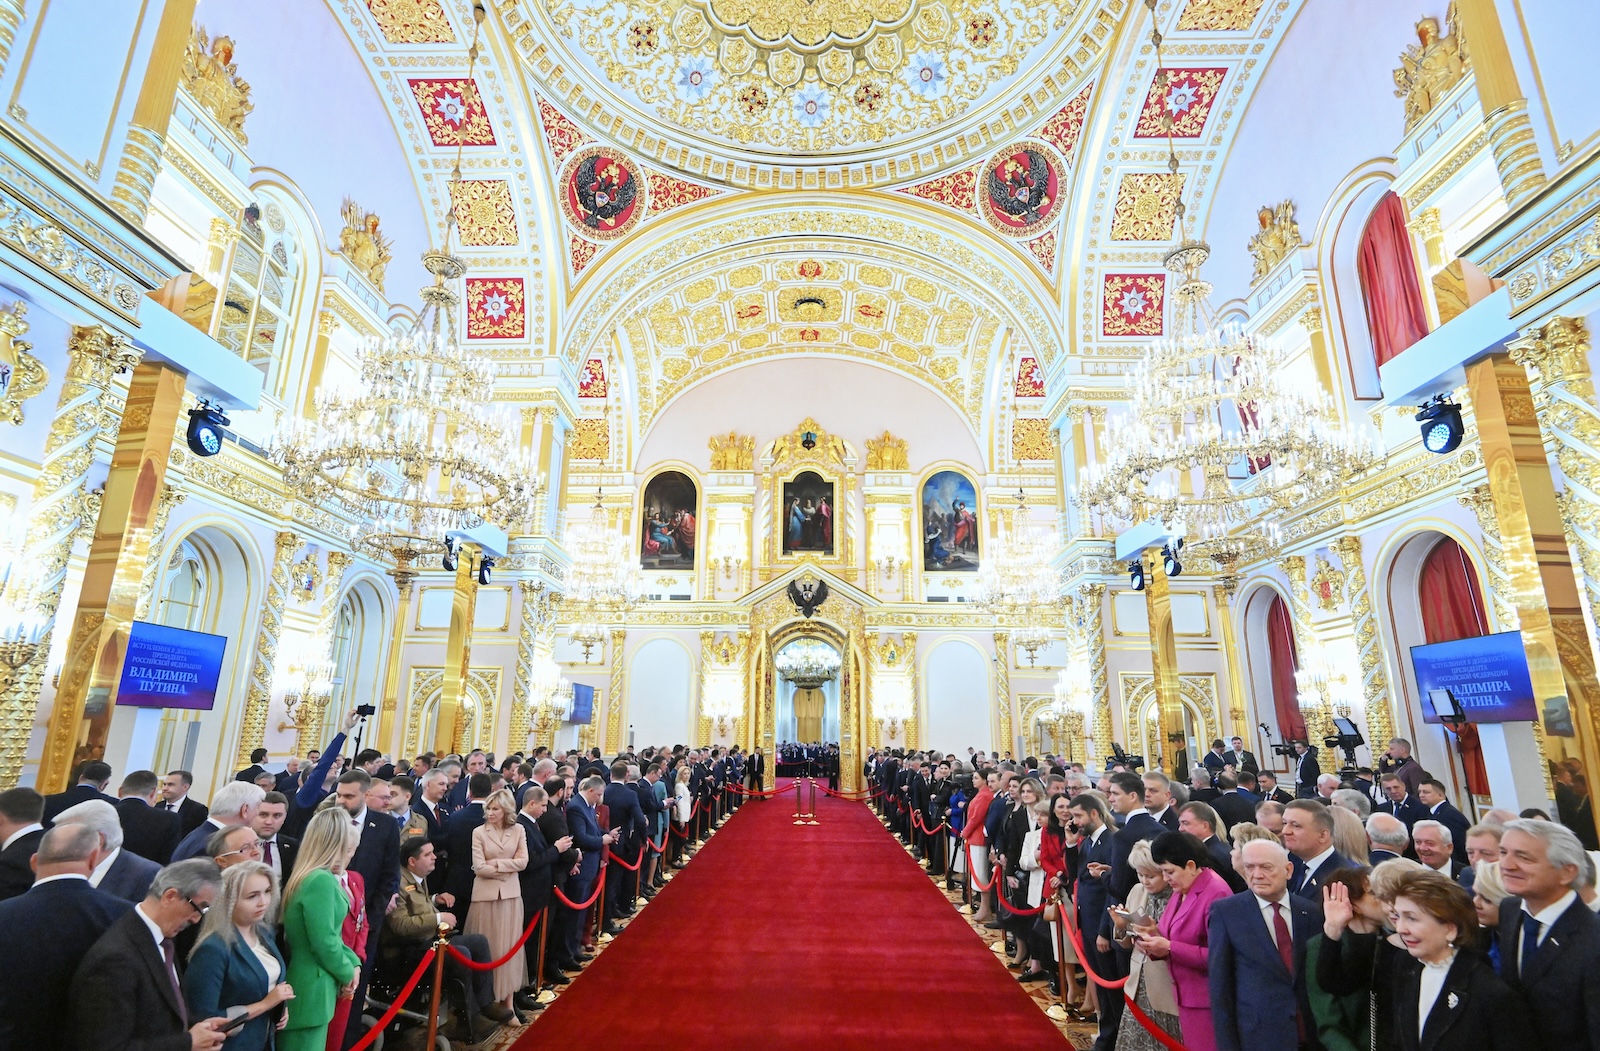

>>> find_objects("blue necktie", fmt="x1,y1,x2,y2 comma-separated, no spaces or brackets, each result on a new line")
1521,917,1542,975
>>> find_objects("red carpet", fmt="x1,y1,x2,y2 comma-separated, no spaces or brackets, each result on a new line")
511,782,1070,1049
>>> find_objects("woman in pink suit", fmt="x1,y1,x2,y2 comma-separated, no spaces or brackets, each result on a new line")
1133,831,1233,1051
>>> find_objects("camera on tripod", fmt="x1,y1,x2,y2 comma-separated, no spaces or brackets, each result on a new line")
1261,721,1298,758
1107,743,1145,772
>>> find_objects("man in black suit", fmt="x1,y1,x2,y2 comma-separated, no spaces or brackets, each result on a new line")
234,746,269,783
1211,773,1257,832
158,769,209,837
446,750,491,811
116,770,182,865
0,786,45,901
273,757,303,796
602,761,647,923
1417,778,1472,864
1291,741,1321,799
1209,838,1324,1051
634,761,667,894
535,777,582,983
251,791,297,884
1141,771,1180,831
331,769,401,1051
172,781,265,862
1067,793,1118,1051
1282,799,1354,898
1257,771,1294,805
0,823,130,1048
1377,773,1426,828
68,857,230,1051
1223,735,1259,776
515,786,571,1011
746,747,766,800
42,760,117,825
1178,800,1247,893
1495,818,1600,1049
1106,771,1163,904
56,798,162,903
1365,811,1410,865
1413,819,1467,881
444,771,493,928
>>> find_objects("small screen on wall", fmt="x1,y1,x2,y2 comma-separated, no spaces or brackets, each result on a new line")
568,683,595,724
116,621,229,711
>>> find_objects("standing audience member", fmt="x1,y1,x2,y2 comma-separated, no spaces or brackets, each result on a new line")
1416,779,1471,863
55,798,161,902
1412,820,1463,879
1067,792,1118,1051
69,857,231,1051
516,785,570,1011
1306,867,1387,1051
1108,839,1178,1051
1470,860,1509,973
0,785,44,899
118,769,183,864
1136,831,1232,1051
1366,812,1410,865
252,792,297,884
1328,805,1372,867
161,770,211,837
174,781,266,862
42,760,117,824
279,810,363,1051
1283,800,1354,897
468,788,530,1020
0,824,129,1047
444,771,493,927
184,861,293,1051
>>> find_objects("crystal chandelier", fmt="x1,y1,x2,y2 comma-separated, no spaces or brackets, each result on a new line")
703,673,743,737
562,490,642,659
775,638,842,690
526,650,572,738
973,490,1060,665
1043,666,1090,758
272,632,335,730
873,674,913,737
1294,644,1353,717
1077,0,1374,560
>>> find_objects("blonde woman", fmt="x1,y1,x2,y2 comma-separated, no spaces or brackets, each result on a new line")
1328,806,1370,866
1470,860,1509,974
185,861,293,1051
467,788,528,1019
280,809,362,1051
672,767,692,868
1227,821,1278,880
1110,839,1180,1051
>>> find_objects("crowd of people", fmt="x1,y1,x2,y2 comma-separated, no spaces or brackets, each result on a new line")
867,736,1600,1051
0,712,764,1050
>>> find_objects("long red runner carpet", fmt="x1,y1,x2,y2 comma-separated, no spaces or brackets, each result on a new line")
510,783,1070,1049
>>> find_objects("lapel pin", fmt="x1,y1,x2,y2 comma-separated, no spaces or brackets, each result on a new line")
1447,993,1458,1009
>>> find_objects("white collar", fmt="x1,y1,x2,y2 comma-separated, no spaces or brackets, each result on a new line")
1255,890,1291,913
2,822,42,850
1300,844,1336,873
167,794,188,808
89,847,121,886
1146,805,1170,822
1428,800,1445,813
350,807,368,827
134,902,167,949
1427,857,1454,875
1524,891,1578,928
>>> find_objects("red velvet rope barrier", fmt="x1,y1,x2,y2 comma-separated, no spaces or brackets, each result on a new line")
816,783,874,800
911,811,950,835
552,863,606,910
606,844,644,871
445,908,545,971
1062,912,1128,990
343,947,436,1051
964,842,998,892
1061,918,1192,1051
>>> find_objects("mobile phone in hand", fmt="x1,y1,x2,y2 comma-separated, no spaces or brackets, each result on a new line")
218,1012,252,1035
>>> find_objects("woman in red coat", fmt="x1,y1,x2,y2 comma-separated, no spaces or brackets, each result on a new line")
1035,794,1083,1009
324,868,367,1051
960,769,995,921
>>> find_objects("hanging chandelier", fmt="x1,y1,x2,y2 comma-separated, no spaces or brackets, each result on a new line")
562,490,643,659
271,5,539,566
873,674,913,737
1293,643,1354,717
775,638,842,690
974,490,1060,665
526,650,572,733
1077,0,1374,560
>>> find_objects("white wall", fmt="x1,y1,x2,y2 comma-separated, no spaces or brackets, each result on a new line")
922,639,992,755
627,637,695,750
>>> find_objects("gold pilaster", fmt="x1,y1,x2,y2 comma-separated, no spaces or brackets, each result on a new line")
1143,555,1185,769
0,301,47,425
1300,307,1343,423
902,631,918,750
132,483,187,620
1464,353,1598,791
607,628,627,752
1213,577,1251,738
1457,485,1523,632
509,580,542,754
235,530,299,767
110,0,200,223
1451,0,1547,206
39,362,187,791
1078,583,1113,760
299,310,339,418
374,561,416,756
1279,554,1336,743
993,631,1013,753
0,0,24,77
1329,536,1396,747
697,628,716,748
436,544,479,756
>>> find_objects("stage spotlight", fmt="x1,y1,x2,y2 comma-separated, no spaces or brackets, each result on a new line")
1128,559,1145,591
441,536,458,572
1162,539,1184,578
477,555,495,585
185,403,231,457
1415,396,1464,455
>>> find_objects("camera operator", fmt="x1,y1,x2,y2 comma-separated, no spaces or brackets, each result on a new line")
1376,736,1425,797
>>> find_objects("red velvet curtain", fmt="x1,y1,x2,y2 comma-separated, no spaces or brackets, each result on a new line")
1419,537,1491,794
1357,191,1431,367
1267,594,1307,743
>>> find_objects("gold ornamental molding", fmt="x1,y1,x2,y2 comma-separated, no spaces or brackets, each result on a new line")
0,299,46,424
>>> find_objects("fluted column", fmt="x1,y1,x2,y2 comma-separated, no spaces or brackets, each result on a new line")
1078,584,1113,759
992,632,1013,754
1279,554,1335,743
110,0,199,223
1453,0,1547,206
1329,536,1395,747
0,326,139,788
0,0,25,78
132,484,187,620
510,581,545,754
373,563,415,756
236,532,299,767
1213,578,1251,738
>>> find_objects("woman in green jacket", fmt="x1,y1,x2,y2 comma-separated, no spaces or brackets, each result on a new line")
279,809,363,1051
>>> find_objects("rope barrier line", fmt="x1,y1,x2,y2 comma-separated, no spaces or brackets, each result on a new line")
444,909,545,971
552,865,605,910
964,843,999,892
344,947,436,1051
606,844,644,872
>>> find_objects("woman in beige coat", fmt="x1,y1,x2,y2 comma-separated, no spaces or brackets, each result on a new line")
466,789,529,1015
1109,838,1181,1051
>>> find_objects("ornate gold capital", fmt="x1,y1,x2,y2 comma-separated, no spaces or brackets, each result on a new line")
1300,305,1324,334
1509,316,1591,387
0,300,46,425
67,325,142,387
316,310,339,337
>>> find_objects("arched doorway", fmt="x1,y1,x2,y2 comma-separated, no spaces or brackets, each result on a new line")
1241,583,1306,776
774,637,842,745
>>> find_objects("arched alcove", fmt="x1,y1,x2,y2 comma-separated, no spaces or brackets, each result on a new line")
629,636,696,749
922,638,992,755
1241,581,1305,760
319,575,390,744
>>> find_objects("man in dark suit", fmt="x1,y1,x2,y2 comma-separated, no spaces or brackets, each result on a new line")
68,857,230,1051
1413,819,1467,880
1223,735,1259,776
0,786,45,901
446,750,491,812
1365,811,1410,866
117,770,182,865
1377,773,1427,828
234,747,269,784
1282,799,1354,899
1202,739,1230,777
158,769,209,838
536,777,582,981
746,747,766,800
1417,778,1472,864
563,776,619,960
42,760,117,825
273,757,303,796
443,771,492,928
633,761,667,896
331,770,401,1051
1212,774,1258,832
1179,800,1247,893
1257,771,1294,805
1495,818,1600,1049
602,762,647,924
1106,772,1163,904
1067,794,1118,1051
1291,741,1321,799
172,781,265,863
1141,771,1180,831
55,798,162,903
515,786,571,1011
251,791,297,884
1209,838,1324,1051
0,823,130,1048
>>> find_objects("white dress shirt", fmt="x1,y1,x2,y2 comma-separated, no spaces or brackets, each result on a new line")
1518,890,1577,969
88,846,121,887
261,835,284,880
1297,845,1336,888
1417,951,1456,1036
2,822,42,850
134,901,167,950
1254,891,1292,948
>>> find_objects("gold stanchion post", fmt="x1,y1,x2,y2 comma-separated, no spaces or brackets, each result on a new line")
424,921,449,1050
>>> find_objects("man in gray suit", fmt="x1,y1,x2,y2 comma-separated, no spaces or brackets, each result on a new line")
53,798,161,902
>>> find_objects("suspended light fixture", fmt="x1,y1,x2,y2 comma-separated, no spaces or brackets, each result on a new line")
974,490,1060,665
775,638,842,690
562,489,643,660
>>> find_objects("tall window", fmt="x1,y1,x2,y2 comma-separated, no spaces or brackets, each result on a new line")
1356,191,1431,367
188,208,298,379
157,542,206,631
321,597,356,742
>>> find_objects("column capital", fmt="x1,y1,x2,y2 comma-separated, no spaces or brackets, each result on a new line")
67,325,142,387
1509,316,1591,386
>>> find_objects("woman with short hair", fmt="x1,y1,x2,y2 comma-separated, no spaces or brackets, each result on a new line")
1109,839,1179,1050
1133,831,1231,1051
1469,860,1509,974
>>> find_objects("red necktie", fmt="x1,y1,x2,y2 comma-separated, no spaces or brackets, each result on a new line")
1271,902,1294,975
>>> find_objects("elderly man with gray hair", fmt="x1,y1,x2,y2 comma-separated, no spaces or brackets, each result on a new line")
70,857,230,1051
54,798,161,903
1330,787,1372,818
172,780,266,863
1364,811,1410,865
1495,817,1600,1049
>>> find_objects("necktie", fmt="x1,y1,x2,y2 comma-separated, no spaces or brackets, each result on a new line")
1271,902,1295,975
262,839,274,867
161,938,187,1025
1521,916,1542,975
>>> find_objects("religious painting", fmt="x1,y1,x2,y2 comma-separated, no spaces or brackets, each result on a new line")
921,470,979,572
781,470,835,556
978,141,1066,239
640,470,697,570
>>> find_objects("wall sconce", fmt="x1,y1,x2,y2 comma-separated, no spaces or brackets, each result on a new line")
711,530,745,580
874,534,907,581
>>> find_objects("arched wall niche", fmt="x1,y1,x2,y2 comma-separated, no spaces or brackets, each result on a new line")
1239,578,1296,773
921,637,993,756
321,573,392,745
628,636,696,750
1317,164,1400,404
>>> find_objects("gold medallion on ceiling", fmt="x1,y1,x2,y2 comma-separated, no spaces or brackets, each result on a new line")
977,139,1067,240
558,144,649,241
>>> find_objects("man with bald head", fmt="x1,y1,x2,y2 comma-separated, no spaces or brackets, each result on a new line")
1365,811,1409,865
1208,838,1324,1051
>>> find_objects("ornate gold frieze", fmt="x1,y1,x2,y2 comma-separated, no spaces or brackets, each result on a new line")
0,188,146,319
1393,9,1469,132
0,300,46,424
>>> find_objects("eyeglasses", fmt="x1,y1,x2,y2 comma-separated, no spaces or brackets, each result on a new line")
184,896,211,920
217,839,264,862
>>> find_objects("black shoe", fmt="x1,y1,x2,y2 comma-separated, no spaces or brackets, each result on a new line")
1018,970,1048,983
983,920,1005,930
603,922,625,936
543,971,572,985
513,992,544,1013
481,1003,515,1022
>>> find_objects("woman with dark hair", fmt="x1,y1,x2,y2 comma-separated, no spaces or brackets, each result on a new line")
1384,870,1530,1050
1001,778,1045,968
1319,858,1426,1051
1306,867,1385,1051
1132,831,1231,1051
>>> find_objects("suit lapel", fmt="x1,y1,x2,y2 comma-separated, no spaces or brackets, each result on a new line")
130,915,186,1023
1238,897,1291,980
1419,954,1473,1051
1524,902,1579,984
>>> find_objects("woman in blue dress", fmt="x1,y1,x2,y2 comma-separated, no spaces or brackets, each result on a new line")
787,496,805,547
